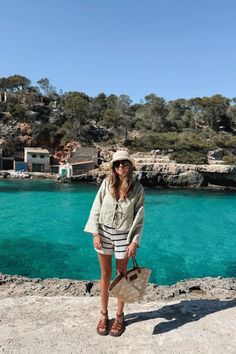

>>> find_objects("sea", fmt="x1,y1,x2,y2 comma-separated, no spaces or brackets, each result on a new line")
0,179,235,285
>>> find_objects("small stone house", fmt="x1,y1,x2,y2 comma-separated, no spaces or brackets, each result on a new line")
69,147,98,175
69,147,98,165
24,148,50,172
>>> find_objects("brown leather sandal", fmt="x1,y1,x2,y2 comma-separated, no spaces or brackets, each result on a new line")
110,313,125,337
97,310,109,336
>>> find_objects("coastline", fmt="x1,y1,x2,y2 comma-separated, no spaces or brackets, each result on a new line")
1,161,236,190
71,161,236,190
1,273,235,301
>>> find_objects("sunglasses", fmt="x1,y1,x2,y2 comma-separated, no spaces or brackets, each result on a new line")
113,160,130,168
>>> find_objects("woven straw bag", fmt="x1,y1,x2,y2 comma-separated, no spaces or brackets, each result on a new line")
109,257,151,303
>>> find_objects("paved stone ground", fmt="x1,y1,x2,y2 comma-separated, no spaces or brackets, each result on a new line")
0,296,236,354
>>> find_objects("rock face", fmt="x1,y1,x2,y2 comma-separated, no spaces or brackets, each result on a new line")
0,273,235,302
72,161,236,189
135,166,205,188
53,141,81,163
143,276,236,302
208,148,225,164
0,118,19,141
135,163,236,188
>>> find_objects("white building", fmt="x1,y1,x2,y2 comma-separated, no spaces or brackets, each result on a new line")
59,163,72,178
24,148,50,172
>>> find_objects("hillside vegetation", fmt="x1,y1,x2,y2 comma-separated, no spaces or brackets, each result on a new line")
0,74,236,164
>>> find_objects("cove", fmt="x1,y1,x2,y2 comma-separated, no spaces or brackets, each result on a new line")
0,179,235,285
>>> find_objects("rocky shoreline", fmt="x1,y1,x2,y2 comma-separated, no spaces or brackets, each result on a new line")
0,273,235,302
72,161,236,190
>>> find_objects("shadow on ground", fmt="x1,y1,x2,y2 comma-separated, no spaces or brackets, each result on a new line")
125,298,236,335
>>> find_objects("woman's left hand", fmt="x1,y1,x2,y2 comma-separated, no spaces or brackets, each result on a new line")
126,242,138,258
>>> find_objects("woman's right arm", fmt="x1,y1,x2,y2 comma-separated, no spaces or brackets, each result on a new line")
93,234,102,250
84,179,106,235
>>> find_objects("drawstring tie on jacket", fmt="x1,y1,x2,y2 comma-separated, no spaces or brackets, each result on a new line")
111,202,124,229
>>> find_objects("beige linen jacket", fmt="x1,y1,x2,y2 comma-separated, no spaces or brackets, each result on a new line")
84,178,144,246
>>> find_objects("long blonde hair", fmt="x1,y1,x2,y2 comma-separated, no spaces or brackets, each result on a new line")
108,162,134,200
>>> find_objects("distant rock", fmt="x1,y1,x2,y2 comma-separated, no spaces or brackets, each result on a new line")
208,148,225,164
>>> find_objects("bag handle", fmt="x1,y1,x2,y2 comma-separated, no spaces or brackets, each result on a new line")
132,256,139,269
119,257,128,279
119,257,140,279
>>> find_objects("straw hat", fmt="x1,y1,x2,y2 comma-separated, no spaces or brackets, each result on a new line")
110,150,135,167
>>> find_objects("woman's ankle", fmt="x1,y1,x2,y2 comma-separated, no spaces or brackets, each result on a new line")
101,309,108,317
115,312,124,322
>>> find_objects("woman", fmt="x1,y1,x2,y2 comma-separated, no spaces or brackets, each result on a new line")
84,150,144,336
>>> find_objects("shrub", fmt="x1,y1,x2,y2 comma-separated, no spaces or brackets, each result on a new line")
170,150,208,164
212,133,236,149
129,132,212,152
223,153,236,165
6,102,26,120
1,138,24,156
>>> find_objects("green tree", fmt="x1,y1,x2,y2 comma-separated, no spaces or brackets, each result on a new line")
188,95,231,132
6,101,26,120
61,92,90,142
89,93,107,123
226,104,236,130
37,78,57,97
32,123,58,146
135,94,169,132
1,137,24,156
0,75,31,92
101,94,133,141
166,99,191,130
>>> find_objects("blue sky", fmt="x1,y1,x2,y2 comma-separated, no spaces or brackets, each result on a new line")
1,0,236,102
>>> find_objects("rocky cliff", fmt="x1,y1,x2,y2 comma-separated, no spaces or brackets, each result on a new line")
72,160,236,189
135,162,236,188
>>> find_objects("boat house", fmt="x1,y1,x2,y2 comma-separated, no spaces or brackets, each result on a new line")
24,147,50,172
68,147,98,175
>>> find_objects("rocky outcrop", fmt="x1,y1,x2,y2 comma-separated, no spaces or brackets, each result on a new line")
135,165,205,188
207,148,225,164
0,118,19,142
17,122,32,145
143,276,236,302
0,273,235,302
53,141,82,164
72,161,236,189
135,163,236,188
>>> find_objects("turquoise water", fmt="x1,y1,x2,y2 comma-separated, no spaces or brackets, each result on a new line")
0,179,235,285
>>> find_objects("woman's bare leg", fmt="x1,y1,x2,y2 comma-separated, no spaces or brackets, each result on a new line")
115,258,127,315
97,253,112,313
109,258,127,335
